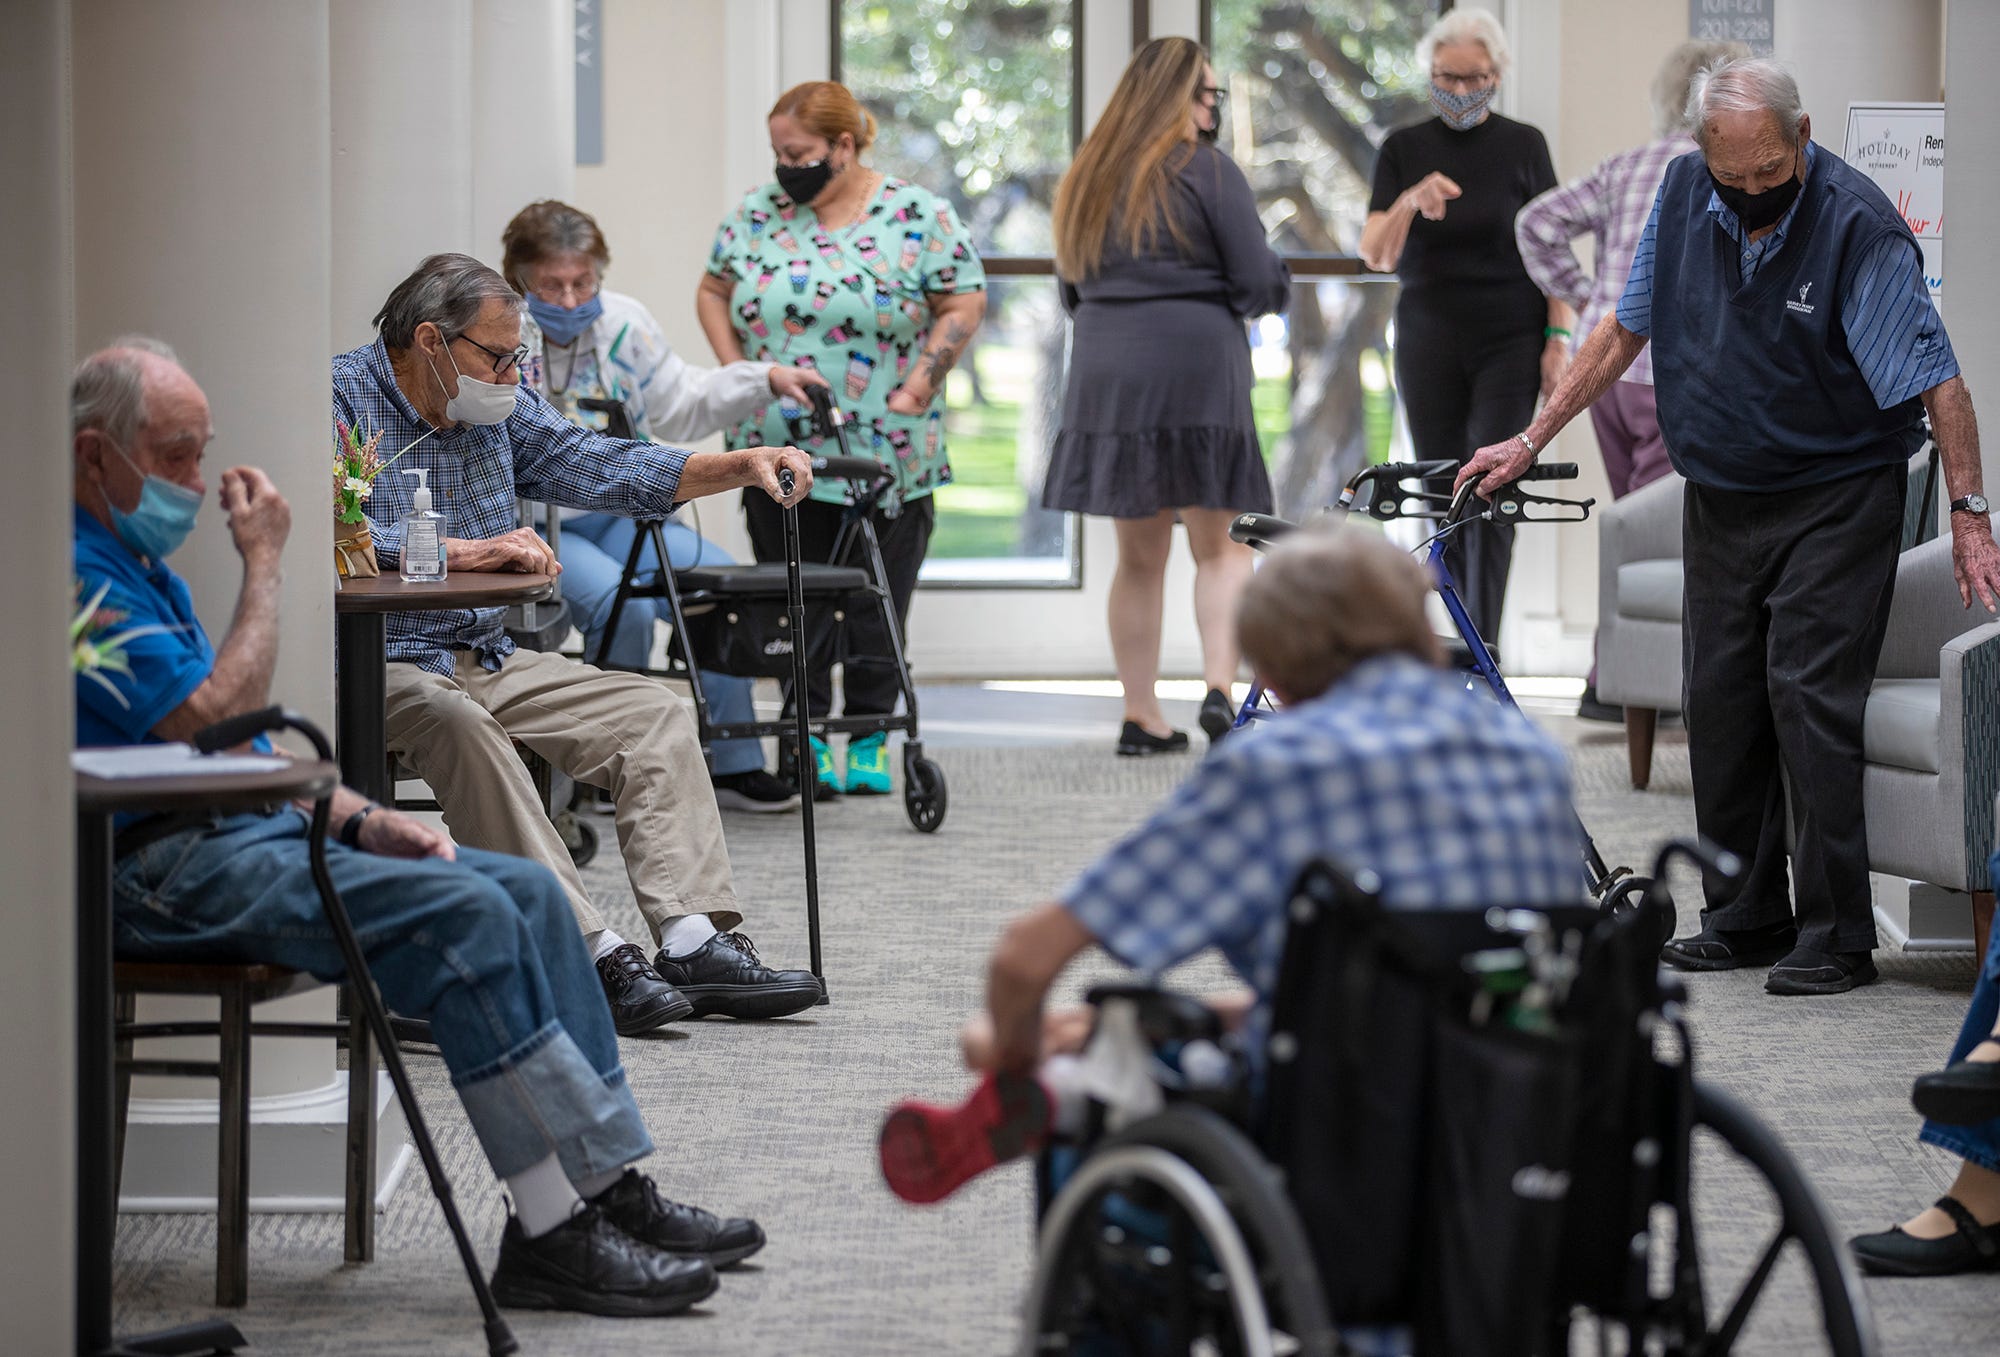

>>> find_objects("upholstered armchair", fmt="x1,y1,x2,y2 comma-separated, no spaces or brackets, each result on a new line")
1594,473,1685,790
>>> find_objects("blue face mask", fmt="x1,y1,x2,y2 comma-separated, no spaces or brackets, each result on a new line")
527,293,604,347
104,439,202,562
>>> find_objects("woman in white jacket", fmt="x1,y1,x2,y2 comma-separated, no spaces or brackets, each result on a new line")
503,199,826,812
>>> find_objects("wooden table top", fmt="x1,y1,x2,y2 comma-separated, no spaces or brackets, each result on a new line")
76,759,340,813
334,570,556,613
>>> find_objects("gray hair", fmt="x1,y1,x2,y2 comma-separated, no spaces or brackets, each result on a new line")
1686,57,1806,151
1418,6,1511,81
372,252,523,350
1653,40,1749,137
71,335,183,445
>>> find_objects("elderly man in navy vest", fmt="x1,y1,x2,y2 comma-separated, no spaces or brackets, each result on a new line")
1460,57,2000,996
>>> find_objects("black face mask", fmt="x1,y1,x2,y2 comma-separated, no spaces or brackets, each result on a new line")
1708,165,1802,231
775,157,837,206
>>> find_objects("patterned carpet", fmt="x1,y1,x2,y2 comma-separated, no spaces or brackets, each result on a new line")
109,717,1998,1355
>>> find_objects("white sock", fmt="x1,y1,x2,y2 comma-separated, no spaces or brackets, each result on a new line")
575,1166,626,1201
507,1152,583,1238
585,928,628,963
1041,1056,1091,1137
658,913,719,959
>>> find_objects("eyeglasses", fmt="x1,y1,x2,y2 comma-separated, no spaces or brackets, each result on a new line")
1431,69,1496,92
450,332,530,381
1196,85,1228,108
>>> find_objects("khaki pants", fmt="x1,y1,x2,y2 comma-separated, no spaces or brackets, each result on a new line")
384,648,742,944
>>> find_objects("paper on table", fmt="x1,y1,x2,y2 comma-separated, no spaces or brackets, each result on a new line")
72,743,292,778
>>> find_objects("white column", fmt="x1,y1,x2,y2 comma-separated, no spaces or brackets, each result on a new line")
331,0,476,352
472,0,576,260
71,0,409,1210
1946,1,2000,490
0,0,75,1344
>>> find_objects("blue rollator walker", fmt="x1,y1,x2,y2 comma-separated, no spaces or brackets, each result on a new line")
1228,459,1659,931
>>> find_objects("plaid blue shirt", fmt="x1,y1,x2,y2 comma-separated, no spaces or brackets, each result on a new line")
1060,655,1582,1046
332,338,692,674
1617,144,1957,409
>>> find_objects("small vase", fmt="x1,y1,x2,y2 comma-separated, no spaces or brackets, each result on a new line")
334,519,379,578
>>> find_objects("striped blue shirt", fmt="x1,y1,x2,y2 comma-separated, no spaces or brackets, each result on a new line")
1616,143,1956,409
331,338,692,676
1060,655,1582,1055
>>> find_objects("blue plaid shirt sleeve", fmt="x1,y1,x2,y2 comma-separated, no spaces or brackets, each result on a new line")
506,383,692,515
1059,744,1296,976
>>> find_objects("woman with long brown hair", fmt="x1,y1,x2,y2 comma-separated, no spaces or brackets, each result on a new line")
1044,37,1289,755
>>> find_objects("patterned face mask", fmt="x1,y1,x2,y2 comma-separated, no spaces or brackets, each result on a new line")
1430,83,1495,131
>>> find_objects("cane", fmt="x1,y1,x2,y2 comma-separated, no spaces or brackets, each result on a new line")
775,465,828,999
193,708,519,1357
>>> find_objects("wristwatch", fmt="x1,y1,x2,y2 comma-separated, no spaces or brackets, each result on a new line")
1950,494,1990,515
339,803,378,849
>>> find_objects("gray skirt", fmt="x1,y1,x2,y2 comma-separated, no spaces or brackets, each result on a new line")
1043,296,1274,519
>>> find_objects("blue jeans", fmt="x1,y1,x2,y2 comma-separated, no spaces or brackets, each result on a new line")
560,513,761,776
112,810,651,1182
1918,853,2000,1173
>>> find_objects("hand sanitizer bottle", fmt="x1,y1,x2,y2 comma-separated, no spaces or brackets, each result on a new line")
399,467,447,583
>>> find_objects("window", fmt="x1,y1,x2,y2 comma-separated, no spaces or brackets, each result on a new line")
836,0,1082,586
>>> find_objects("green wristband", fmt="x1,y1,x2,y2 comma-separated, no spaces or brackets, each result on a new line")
1544,326,1572,340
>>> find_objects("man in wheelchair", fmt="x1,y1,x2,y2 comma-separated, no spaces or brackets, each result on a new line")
76,341,768,1317
882,525,1582,1202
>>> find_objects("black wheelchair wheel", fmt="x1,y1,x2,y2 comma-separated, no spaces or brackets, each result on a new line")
557,811,600,869
904,755,947,833
1636,1081,1877,1357
1600,875,1672,953
1022,1106,1335,1357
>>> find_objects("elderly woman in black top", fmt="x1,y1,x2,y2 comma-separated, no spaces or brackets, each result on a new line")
1360,8,1570,647
1043,37,1290,755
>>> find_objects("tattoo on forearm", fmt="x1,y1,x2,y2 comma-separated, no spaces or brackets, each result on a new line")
919,320,972,387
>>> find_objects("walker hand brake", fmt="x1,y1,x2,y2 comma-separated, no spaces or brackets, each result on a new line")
1488,482,1595,524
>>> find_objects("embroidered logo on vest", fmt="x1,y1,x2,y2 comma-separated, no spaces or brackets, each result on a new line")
1787,282,1816,316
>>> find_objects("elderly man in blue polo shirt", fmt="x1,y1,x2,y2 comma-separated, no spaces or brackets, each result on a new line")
73,338,766,1316
333,253,823,1036
1461,57,2000,996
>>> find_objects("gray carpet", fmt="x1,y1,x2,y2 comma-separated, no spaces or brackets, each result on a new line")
110,718,1999,1354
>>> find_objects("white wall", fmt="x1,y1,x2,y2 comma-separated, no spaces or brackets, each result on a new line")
0,3,76,1345
1946,0,2000,491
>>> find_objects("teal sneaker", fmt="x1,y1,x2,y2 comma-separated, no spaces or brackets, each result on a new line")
810,736,841,801
844,732,892,796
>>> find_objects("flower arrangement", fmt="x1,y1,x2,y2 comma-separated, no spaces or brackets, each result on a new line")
333,418,387,577
72,579,181,709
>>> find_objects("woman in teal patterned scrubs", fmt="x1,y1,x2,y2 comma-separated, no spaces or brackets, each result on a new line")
698,79,986,799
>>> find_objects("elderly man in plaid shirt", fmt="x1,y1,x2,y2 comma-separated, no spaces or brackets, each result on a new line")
334,253,824,1036
879,528,1582,1203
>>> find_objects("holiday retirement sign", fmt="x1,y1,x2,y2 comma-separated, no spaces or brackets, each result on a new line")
1842,102,1944,309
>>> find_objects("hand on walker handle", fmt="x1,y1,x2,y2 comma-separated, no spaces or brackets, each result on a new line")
1455,436,1536,500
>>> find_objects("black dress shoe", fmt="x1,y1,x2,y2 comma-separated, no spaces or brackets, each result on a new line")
1850,1196,2000,1276
1198,689,1235,745
1576,683,1623,723
489,1205,719,1316
1116,721,1189,756
591,1169,766,1269
1764,946,1878,996
595,944,695,1036
652,932,822,1019
1659,921,1797,972
1912,1046,2000,1125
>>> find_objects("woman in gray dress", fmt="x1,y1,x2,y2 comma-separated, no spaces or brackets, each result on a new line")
1044,37,1290,755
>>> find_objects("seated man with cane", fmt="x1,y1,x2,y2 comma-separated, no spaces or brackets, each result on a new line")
75,337,763,1316
880,527,1584,1202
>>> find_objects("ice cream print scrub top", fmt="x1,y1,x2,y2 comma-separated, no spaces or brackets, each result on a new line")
706,176,986,505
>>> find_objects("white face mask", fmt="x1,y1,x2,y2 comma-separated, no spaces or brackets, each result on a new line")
427,332,519,426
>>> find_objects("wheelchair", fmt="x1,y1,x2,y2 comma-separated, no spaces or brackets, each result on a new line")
1021,843,1877,1357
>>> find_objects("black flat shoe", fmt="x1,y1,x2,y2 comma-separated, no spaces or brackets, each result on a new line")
1764,945,1878,996
1913,1043,2000,1124
489,1205,719,1316
652,931,822,1019
1850,1196,2000,1276
1659,921,1797,972
1198,689,1235,745
1116,721,1189,756
595,944,695,1036
1576,683,1622,723
590,1169,766,1269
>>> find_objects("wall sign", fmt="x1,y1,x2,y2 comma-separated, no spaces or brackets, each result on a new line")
1689,0,1774,56
575,0,603,166
1843,102,1945,307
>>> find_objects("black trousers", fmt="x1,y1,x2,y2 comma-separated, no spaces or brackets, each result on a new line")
1683,463,1904,954
743,492,934,719
1394,287,1544,647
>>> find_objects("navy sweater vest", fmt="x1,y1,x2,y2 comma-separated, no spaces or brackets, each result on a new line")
1649,144,1925,492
